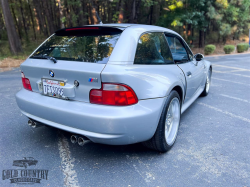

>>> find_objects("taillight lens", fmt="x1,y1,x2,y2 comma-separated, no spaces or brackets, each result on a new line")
90,83,138,106
21,72,32,91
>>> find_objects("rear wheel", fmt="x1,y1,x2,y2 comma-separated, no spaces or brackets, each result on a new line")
143,91,181,152
200,68,212,97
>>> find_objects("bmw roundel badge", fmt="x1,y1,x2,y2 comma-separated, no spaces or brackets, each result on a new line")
49,70,54,77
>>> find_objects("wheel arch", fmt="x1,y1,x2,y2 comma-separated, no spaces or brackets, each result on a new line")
171,85,184,105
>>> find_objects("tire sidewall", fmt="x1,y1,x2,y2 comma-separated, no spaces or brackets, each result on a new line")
157,90,181,151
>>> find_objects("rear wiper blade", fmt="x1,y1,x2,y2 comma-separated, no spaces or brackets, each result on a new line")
32,55,57,63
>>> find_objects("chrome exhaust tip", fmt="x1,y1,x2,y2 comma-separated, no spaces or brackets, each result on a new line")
28,120,33,126
28,119,43,128
78,137,85,146
78,137,90,146
31,121,37,128
70,135,78,144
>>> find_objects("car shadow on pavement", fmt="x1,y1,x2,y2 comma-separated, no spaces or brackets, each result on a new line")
61,130,162,156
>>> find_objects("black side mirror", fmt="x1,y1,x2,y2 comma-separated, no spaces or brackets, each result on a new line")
194,53,204,62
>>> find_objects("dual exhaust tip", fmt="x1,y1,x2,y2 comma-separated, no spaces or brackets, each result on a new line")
28,119,90,146
70,135,90,146
28,119,43,128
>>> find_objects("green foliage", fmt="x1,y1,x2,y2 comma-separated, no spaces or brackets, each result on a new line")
0,39,43,60
158,0,250,47
223,45,235,54
237,43,249,53
1,0,250,52
204,44,216,55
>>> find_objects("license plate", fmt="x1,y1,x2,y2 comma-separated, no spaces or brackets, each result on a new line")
42,79,65,98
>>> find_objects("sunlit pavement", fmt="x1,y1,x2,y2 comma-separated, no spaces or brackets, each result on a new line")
0,54,249,187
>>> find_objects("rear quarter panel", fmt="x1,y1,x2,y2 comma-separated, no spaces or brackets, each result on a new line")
101,64,186,101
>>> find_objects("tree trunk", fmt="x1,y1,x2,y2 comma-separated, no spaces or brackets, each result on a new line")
102,1,106,23
41,1,49,36
118,0,124,23
88,0,101,24
149,1,154,25
0,0,22,54
129,0,136,23
54,0,60,29
27,0,36,40
44,0,56,34
108,1,112,23
88,2,94,24
33,0,48,36
82,1,88,25
58,0,65,28
188,24,191,36
183,23,187,40
191,26,194,45
78,0,85,26
199,30,205,48
134,0,142,23
0,8,3,40
9,2,22,41
48,0,55,28
18,0,28,39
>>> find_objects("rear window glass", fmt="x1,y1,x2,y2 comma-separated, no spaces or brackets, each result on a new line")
30,27,122,64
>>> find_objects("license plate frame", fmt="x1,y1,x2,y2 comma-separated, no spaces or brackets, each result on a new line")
41,78,65,98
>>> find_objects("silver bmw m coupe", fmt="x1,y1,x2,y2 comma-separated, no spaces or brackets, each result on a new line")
16,24,212,152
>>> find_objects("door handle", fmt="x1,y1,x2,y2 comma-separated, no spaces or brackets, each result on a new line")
187,71,192,77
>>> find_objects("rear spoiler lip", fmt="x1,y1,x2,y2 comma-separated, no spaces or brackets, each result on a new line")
55,26,125,34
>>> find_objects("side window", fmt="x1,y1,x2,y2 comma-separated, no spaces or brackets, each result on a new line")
134,33,174,65
166,36,189,63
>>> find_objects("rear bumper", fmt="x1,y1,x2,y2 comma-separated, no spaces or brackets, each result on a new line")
16,89,166,145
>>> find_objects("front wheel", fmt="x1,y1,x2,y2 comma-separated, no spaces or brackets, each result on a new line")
143,91,181,152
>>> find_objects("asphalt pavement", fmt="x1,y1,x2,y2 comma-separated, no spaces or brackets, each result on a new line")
0,53,250,187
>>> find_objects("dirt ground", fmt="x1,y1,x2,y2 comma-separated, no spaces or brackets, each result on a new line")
0,58,24,68
0,58,24,72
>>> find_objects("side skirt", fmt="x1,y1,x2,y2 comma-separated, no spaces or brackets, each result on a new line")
181,85,204,114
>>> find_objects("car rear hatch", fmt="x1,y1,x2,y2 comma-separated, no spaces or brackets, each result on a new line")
20,26,123,102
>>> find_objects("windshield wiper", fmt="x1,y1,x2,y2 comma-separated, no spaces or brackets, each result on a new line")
32,55,57,63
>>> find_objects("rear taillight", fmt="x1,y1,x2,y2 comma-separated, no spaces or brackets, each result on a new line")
21,72,32,91
90,83,138,106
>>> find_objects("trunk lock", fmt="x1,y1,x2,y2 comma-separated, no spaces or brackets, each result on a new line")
74,80,79,87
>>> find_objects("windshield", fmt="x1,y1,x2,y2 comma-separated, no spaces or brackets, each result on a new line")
30,33,121,64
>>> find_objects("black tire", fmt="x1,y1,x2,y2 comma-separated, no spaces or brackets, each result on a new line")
142,90,181,152
200,68,212,97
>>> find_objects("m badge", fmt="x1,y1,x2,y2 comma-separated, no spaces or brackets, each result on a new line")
89,78,98,82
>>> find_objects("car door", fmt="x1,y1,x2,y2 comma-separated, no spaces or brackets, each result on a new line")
165,34,204,103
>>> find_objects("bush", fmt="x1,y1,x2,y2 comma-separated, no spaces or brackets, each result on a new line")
237,43,249,53
204,45,216,55
223,45,235,54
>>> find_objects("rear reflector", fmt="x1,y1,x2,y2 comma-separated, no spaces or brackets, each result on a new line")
21,72,32,91
90,83,138,106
